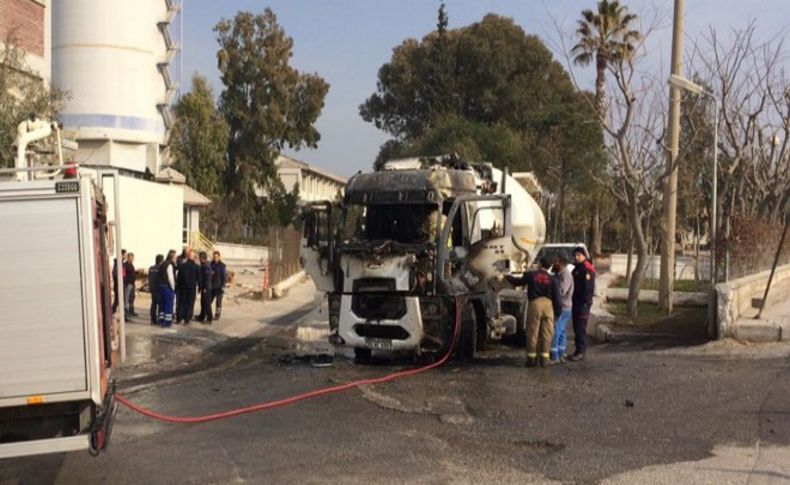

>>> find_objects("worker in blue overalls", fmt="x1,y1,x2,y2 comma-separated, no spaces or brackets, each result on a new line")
158,250,177,327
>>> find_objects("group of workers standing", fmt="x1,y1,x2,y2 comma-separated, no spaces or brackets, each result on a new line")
145,248,227,327
113,247,227,327
507,246,596,367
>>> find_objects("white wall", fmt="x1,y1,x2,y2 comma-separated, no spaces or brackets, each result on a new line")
278,168,301,193
717,263,790,338
299,173,343,202
213,242,268,266
103,175,183,269
609,254,711,281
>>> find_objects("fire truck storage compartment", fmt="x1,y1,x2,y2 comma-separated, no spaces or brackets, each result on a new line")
0,197,88,399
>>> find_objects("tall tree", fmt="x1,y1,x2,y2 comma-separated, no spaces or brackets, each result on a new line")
169,74,228,199
0,33,64,168
585,24,660,318
215,9,329,217
571,0,641,255
361,13,604,209
571,0,640,121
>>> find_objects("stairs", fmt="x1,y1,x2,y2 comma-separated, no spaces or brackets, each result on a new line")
156,0,181,131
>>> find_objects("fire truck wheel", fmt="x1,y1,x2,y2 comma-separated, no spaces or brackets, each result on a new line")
457,303,477,361
353,348,372,364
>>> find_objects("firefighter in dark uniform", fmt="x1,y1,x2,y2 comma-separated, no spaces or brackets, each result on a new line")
569,246,596,361
507,257,561,367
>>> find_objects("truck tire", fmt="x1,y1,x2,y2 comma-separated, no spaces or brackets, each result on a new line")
354,348,372,364
514,311,527,347
456,303,477,361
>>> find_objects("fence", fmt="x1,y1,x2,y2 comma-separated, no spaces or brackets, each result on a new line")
264,226,302,287
608,253,711,281
719,216,790,281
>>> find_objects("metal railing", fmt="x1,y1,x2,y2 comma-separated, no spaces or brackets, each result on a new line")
187,230,214,253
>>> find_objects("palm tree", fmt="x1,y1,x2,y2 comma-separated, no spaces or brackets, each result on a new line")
572,0,641,120
571,0,640,256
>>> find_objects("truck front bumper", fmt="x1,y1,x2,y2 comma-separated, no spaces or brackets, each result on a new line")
338,295,424,352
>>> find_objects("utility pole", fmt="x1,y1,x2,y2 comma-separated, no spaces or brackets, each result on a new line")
659,0,685,314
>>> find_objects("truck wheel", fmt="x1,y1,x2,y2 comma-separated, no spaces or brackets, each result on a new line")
512,304,527,347
474,304,487,353
354,348,372,364
456,303,477,361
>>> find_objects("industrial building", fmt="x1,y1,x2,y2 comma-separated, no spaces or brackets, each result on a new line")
5,0,342,265
275,155,347,203
50,0,202,266
0,0,51,83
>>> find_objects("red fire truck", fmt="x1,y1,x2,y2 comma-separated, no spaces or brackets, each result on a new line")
0,118,119,458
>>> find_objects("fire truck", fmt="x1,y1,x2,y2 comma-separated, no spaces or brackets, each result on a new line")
0,117,119,458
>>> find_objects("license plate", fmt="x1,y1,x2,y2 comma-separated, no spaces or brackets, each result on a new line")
365,338,393,351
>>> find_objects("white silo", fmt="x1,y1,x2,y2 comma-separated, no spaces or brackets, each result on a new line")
52,0,180,173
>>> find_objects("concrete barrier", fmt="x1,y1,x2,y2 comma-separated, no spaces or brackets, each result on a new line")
608,254,710,281
271,270,306,299
213,242,268,267
606,288,708,307
716,263,790,338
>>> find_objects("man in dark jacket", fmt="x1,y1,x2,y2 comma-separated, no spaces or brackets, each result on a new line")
210,251,227,320
507,257,561,367
174,246,189,320
569,246,596,361
148,254,164,325
175,250,200,324
197,251,214,324
123,252,137,317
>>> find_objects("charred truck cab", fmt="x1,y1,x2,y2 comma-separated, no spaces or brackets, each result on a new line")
302,157,546,361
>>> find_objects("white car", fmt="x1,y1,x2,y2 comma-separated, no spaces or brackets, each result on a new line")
531,243,590,273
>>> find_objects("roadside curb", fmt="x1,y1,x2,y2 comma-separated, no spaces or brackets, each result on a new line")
596,323,616,342
733,319,783,343
271,270,307,299
605,288,708,307
594,323,692,342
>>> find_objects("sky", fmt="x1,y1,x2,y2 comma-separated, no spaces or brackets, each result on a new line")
181,0,789,178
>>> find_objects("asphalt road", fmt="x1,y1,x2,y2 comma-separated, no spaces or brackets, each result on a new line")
2,320,789,484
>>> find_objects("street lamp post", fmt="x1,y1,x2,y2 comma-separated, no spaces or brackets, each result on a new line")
667,75,719,287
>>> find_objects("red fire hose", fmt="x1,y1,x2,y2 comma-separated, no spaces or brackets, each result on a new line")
115,298,465,424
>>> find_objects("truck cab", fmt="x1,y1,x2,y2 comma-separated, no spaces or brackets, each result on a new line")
302,159,543,362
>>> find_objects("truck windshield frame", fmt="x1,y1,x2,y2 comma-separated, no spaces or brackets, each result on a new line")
339,201,440,245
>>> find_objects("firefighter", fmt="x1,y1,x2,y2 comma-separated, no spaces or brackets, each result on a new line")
210,251,227,320
507,257,561,367
569,246,596,361
197,251,214,324
158,250,177,327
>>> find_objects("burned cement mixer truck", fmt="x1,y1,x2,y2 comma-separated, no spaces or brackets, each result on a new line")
300,155,546,362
